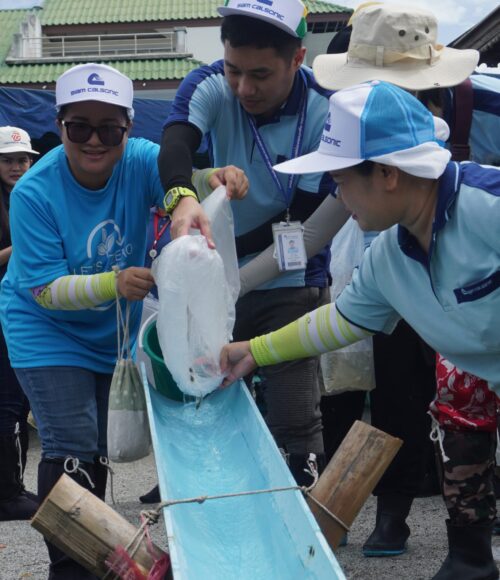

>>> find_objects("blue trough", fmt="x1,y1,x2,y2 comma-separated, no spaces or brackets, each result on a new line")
143,371,346,580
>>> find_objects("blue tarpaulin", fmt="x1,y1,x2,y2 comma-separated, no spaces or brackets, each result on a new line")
0,86,172,149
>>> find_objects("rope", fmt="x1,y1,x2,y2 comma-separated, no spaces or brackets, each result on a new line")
103,456,350,578
63,457,95,489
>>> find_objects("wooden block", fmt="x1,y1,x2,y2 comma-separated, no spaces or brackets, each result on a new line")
32,474,167,578
308,420,403,550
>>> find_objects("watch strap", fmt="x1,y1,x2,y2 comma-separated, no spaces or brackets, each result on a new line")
163,186,198,215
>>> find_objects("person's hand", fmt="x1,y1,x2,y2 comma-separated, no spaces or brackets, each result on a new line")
208,165,249,200
170,196,215,248
219,341,257,387
116,267,155,300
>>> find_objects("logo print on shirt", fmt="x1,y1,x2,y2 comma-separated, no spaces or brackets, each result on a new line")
88,73,105,86
97,227,117,256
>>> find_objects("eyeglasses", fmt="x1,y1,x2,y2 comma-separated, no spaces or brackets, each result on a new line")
61,121,128,147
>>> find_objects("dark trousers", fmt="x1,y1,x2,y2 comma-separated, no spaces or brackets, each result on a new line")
321,320,437,497
234,287,329,455
0,329,29,437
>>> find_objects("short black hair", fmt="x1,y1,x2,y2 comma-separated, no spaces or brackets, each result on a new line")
351,160,376,175
221,15,302,62
327,25,352,55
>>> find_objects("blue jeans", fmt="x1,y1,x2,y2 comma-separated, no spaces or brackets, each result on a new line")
15,367,112,463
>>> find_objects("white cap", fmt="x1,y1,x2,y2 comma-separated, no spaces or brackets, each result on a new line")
0,126,39,155
273,81,451,180
218,0,308,38
56,63,134,117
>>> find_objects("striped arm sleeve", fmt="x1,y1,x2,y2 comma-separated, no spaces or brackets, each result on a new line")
250,302,373,367
32,271,117,310
191,168,219,201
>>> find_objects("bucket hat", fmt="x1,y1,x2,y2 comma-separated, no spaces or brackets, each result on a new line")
273,81,451,179
313,4,479,90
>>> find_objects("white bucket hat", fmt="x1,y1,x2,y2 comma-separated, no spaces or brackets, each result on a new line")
218,0,308,38
0,126,39,155
313,4,479,90
56,63,134,118
273,81,451,179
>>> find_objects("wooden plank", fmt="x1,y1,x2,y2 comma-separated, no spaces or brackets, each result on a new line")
308,420,403,549
32,474,167,578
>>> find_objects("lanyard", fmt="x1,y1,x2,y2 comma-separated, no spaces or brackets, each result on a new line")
246,71,308,221
149,212,170,259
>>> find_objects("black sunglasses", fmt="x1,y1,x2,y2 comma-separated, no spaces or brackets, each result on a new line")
61,121,128,147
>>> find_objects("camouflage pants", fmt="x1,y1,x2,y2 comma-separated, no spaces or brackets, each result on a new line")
441,429,497,525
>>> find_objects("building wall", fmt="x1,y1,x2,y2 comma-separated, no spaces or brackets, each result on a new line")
185,26,339,68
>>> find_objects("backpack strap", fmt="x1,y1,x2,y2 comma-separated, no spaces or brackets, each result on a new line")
449,78,473,162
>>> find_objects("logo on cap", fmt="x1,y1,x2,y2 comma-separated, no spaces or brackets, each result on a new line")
324,112,331,132
88,73,105,86
257,0,273,6
11,131,22,142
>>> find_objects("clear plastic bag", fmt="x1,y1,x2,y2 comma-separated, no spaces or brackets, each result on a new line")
152,187,237,398
321,218,375,395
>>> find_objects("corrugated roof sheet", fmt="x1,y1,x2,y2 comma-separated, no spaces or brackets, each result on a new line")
0,57,204,85
40,0,350,26
0,8,203,84
0,1,351,85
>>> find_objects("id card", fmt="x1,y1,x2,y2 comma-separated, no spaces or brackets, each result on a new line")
272,221,307,272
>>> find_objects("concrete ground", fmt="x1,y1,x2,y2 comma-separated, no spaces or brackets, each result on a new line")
1,429,499,580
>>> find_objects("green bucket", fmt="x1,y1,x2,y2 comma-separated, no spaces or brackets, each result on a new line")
142,321,184,402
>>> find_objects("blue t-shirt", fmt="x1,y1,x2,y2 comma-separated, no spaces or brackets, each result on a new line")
0,138,165,373
165,60,333,290
336,162,500,391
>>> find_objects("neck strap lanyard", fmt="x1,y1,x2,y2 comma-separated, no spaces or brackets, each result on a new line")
149,212,170,259
246,71,308,221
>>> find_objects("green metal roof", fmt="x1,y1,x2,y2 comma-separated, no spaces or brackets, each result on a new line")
0,0,351,86
0,8,203,84
40,0,350,26
0,57,204,85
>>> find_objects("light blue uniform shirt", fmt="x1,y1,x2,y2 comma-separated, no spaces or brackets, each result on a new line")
0,138,165,373
165,61,333,289
336,162,500,391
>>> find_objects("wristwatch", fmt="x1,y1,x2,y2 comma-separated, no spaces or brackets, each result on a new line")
163,186,198,215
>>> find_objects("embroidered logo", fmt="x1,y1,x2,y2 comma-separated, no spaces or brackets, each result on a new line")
88,73,105,86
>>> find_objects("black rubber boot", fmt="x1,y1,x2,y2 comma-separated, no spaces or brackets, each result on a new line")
93,456,109,502
139,484,161,504
38,458,99,580
432,520,499,580
363,494,412,557
0,431,38,521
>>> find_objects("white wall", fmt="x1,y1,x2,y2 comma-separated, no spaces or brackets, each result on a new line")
186,26,223,65
185,27,337,68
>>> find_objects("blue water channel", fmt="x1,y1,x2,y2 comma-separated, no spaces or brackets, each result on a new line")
145,379,345,580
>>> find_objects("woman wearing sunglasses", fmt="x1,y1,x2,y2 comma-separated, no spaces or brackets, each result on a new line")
0,63,221,579
0,126,39,523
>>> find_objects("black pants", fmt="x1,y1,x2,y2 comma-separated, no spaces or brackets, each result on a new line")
0,328,30,437
234,287,329,455
321,320,437,497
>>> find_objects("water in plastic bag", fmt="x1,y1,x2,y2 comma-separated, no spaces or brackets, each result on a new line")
152,187,238,398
